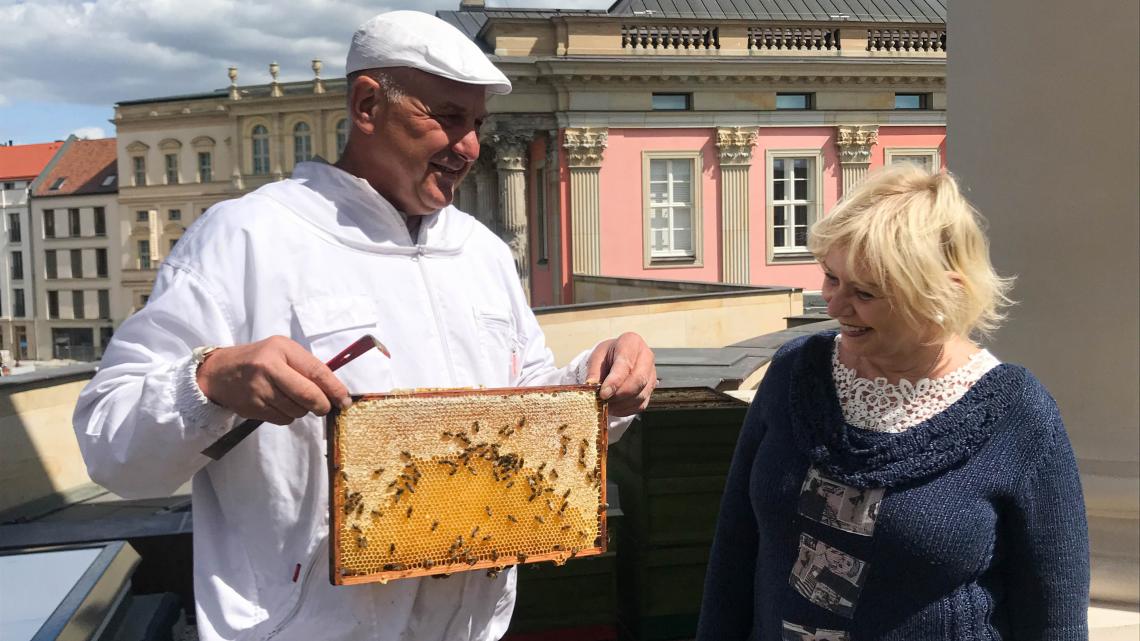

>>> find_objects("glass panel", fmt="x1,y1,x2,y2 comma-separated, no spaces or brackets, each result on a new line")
650,208,669,229
794,226,808,247
776,94,810,110
672,178,691,204
652,94,690,111
894,94,923,109
793,158,808,175
0,547,104,641
650,159,668,182
652,229,668,252
774,178,785,201
773,159,785,180
774,206,785,226
649,183,668,204
794,205,808,226
673,228,692,252
774,228,785,247
672,207,691,229
794,177,807,201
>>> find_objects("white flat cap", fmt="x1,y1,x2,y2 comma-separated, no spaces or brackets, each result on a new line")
346,10,512,95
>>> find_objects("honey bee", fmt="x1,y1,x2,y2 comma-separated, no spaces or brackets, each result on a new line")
516,553,528,563
472,421,480,434
371,467,384,478
357,536,368,549
350,523,362,533
549,469,559,480
423,559,435,569
389,543,396,555
562,489,572,499
485,506,493,517
535,515,545,524
553,544,564,551
406,506,414,519
471,526,480,538
430,520,439,532
400,451,412,462
507,514,518,524
371,510,383,519
486,568,501,578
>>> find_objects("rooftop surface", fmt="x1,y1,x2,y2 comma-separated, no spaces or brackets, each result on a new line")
32,138,118,198
0,142,65,181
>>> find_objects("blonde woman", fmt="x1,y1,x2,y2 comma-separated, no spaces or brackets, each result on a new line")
697,165,1089,640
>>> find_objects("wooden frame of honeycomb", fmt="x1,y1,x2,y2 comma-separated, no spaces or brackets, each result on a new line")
327,384,608,586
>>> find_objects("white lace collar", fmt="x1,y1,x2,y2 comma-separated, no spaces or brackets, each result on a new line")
831,334,1001,433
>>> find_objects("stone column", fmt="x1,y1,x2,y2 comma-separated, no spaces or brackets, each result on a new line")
563,128,608,276
835,125,879,194
716,127,758,285
491,131,532,301
546,129,564,303
473,158,497,232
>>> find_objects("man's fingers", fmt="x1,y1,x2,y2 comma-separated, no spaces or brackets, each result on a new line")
282,343,352,410
270,365,339,417
585,339,614,385
599,355,635,400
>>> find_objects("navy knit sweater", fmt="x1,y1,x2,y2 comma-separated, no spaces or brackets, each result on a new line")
697,332,1089,640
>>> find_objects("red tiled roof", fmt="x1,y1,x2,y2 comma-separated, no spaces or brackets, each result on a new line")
33,139,118,197
0,142,65,181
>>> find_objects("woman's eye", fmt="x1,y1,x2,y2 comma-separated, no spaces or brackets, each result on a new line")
855,290,875,301
824,273,838,284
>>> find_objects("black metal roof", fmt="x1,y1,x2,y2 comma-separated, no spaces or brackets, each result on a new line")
439,0,944,28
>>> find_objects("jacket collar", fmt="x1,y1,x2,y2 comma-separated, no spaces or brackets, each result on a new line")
256,160,474,255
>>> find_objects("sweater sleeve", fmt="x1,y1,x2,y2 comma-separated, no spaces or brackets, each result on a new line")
1005,410,1090,640
696,389,767,640
71,260,240,499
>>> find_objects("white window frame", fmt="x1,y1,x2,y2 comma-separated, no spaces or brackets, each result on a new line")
250,124,271,175
642,151,703,268
164,153,179,185
292,121,313,166
884,147,941,172
766,149,825,263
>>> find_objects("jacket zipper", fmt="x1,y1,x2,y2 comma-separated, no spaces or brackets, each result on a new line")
265,543,321,640
414,247,457,385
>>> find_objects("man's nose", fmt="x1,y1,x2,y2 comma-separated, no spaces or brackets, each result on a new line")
453,128,480,163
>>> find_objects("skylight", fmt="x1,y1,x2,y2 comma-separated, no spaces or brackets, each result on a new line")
102,175,116,187
49,177,66,190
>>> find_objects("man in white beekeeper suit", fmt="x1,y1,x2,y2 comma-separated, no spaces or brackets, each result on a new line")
72,10,656,641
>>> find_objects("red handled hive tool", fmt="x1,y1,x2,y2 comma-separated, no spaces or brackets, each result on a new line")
200,335,390,460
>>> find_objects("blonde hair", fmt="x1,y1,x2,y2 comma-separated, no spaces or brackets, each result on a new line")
808,164,1014,340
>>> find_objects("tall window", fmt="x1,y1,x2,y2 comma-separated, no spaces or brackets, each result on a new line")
43,209,55,238
293,122,312,165
138,240,151,269
98,290,110,319
336,119,349,156
165,153,179,184
72,290,85,319
8,213,20,242
647,157,696,260
68,208,81,236
885,148,941,173
198,151,213,182
70,249,83,278
133,156,147,186
45,250,57,279
769,155,819,255
14,289,25,318
252,125,270,174
96,248,108,278
47,290,59,319
10,251,23,280
94,207,105,236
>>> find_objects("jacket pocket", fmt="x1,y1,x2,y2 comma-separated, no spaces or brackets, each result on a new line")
475,309,517,384
292,295,390,393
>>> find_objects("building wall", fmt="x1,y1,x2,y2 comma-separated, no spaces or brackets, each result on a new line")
1,181,34,359
29,193,121,361
949,0,1139,607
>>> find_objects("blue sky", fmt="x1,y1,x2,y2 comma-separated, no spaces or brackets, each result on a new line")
0,0,612,146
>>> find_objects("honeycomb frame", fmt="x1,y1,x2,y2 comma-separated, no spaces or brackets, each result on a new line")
327,385,608,586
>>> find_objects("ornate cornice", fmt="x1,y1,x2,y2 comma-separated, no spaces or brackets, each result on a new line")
716,127,758,165
836,125,879,164
489,131,531,172
563,127,608,168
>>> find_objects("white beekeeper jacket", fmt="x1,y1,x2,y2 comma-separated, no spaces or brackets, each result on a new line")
72,161,627,641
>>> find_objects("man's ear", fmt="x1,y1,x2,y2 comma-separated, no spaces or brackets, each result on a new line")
348,76,382,136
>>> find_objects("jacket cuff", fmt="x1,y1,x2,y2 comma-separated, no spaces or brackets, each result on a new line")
175,353,238,437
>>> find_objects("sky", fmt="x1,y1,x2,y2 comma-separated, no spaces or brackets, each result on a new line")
0,0,612,146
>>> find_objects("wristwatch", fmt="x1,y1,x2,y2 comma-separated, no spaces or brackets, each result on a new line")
192,345,222,370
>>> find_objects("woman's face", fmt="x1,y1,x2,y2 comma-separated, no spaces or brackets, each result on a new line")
820,245,929,366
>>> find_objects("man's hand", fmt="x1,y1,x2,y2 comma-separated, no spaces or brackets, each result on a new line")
197,336,352,425
585,332,657,417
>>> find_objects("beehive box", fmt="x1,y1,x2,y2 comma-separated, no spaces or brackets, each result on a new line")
327,385,608,585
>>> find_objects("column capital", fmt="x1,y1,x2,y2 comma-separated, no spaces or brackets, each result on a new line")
835,125,879,164
488,131,531,172
716,127,759,165
563,127,608,168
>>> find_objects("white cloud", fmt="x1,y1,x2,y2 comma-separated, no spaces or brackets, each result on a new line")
0,0,461,106
71,126,107,139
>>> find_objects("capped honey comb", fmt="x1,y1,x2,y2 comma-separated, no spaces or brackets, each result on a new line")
327,385,607,585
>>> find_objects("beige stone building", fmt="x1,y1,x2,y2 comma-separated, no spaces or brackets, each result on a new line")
112,1,946,310
27,138,121,360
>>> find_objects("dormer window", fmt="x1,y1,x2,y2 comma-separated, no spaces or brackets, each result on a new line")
49,177,66,190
